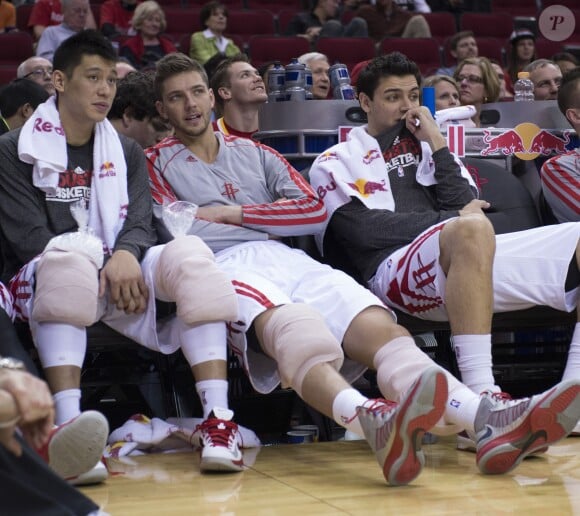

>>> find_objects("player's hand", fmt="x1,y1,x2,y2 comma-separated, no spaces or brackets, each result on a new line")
459,199,490,217
404,107,447,152
196,205,243,225
99,250,148,314
0,369,54,455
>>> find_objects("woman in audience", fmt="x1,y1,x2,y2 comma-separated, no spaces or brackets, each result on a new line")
423,74,460,110
507,29,536,87
119,0,177,70
190,1,241,66
454,57,500,127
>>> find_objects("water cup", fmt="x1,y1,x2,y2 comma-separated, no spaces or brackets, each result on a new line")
287,430,314,444
162,200,198,238
291,424,319,442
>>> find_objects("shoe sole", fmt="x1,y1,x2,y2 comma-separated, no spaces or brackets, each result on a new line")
48,411,109,481
200,450,244,473
359,367,448,486
477,380,580,475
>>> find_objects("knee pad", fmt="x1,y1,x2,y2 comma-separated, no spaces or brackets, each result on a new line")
261,303,344,396
154,235,238,325
32,250,99,326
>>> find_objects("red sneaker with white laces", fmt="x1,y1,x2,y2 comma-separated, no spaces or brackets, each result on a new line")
197,408,244,473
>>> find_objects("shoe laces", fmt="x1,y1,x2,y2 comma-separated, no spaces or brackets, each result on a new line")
484,391,513,404
362,398,397,416
198,418,239,449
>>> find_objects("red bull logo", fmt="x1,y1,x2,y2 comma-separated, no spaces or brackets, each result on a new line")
318,151,339,163
362,148,381,165
99,161,116,178
347,178,388,197
480,123,572,161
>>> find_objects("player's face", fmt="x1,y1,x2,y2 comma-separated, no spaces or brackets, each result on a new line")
359,74,420,136
156,70,214,140
220,61,267,105
434,80,460,110
54,55,117,125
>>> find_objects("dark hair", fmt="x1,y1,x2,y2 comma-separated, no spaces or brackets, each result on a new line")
551,52,579,66
450,30,475,52
210,53,250,110
108,71,158,121
0,79,50,118
357,52,422,100
557,66,580,116
53,29,117,78
200,1,228,28
154,52,208,99
204,52,229,83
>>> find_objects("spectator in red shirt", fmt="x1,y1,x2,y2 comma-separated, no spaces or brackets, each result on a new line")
100,0,140,39
28,0,96,41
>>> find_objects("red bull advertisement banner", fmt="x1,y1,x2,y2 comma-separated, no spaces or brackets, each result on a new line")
462,124,577,160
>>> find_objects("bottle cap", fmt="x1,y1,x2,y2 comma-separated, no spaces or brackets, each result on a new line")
517,71,530,79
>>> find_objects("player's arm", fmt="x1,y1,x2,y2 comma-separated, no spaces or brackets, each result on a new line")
0,134,55,264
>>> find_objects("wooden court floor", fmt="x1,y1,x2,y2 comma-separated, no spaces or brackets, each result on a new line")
80,435,580,515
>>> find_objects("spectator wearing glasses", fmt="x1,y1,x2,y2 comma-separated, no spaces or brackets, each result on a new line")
524,59,563,101
0,80,50,135
16,57,55,96
454,57,500,127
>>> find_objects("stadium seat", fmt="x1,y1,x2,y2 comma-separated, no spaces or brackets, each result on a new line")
491,0,538,17
164,6,202,35
246,0,303,14
227,9,276,44
379,37,441,76
423,12,457,45
0,65,18,86
316,37,376,73
190,0,244,6
443,36,504,67
0,32,34,65
277,8,301,35
16,4,34,33
460,12,514,40
534,38,565,59
247,35,310,68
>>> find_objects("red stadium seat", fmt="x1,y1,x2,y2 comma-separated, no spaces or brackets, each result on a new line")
460,12,513,40
423,12,457,45
316,37,376,73
247,35,310,68
246,0,303,14
491,0,538,17
277,8,301,35
534,38,565,59
379,37,441,76
0,65,18,86
164,6,201,34
227,9,276,44
0,32,34,65
189,0,244,6
16,4,34,33
442,36,505,67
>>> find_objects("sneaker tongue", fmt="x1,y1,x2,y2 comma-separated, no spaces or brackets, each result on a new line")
211,407,234,421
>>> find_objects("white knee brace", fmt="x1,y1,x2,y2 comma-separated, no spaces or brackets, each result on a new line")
154,235,238,325
32,250,100,327
260,303,344,397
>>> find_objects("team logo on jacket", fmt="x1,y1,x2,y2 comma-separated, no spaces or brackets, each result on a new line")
347,178,388,197
186,155,197,163
362,149,381,165
99,161,116,178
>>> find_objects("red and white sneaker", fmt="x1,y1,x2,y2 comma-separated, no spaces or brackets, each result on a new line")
38,410,109,485
476,380,580,475
197,408,244,473
357,367,448,486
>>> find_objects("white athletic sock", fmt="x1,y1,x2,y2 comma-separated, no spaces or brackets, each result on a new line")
443,383,480,433
562,323,580,382
53,389,82,425
331,388,368,437
196,379,229,419
35,322,86,368
452,334,499,394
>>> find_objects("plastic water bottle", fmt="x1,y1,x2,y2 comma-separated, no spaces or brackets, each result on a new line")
514,71,534,102
267,61,286,103
284,58,306,102
329,63,355,100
